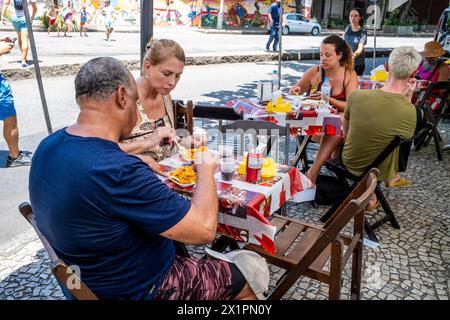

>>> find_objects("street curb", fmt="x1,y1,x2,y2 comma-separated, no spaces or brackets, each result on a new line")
192,27,435,38
3,49,392,81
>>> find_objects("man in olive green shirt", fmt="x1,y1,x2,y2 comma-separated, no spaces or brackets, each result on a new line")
342,89,416,182
342,46,422,186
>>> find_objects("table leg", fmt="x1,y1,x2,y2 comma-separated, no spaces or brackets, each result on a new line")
291,135,311,169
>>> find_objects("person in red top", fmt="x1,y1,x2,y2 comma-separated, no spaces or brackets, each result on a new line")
416,40,450,112
417,40,449,83
289,35,358,183
289,35,358,112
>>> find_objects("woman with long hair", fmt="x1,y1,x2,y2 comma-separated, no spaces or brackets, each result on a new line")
120,39,205,175
343,8,367,76
289,34,358,112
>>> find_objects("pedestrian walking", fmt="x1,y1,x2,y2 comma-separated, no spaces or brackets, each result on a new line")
79,4,93,37
343,8,367,76
265,0,281,52
62,1,76,37
0,36,32,167
101,0,115,41
1,0,37,67
46,2,61,36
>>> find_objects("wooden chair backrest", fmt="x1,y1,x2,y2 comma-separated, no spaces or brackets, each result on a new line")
173,100,193,135
294,169,378,277
18,202,98,300
323,168,379,230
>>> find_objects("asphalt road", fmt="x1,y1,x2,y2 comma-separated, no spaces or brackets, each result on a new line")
0,26,428,70
0,57,390,246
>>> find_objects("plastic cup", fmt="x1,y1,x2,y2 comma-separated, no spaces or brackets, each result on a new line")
218,145,234,158
220,158,235,181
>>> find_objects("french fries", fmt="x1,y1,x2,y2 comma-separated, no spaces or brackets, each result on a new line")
181,146,208,161
169,166,197,184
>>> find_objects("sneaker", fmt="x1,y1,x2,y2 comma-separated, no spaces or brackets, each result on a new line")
5,151,32,168
21,62,29,68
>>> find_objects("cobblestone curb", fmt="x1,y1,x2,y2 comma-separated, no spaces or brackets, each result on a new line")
2,49,392,81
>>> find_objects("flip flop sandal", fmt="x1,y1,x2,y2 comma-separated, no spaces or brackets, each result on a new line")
385,176,411,188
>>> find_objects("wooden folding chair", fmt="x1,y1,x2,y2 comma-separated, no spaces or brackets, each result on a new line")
244,169,378,300
173,99,194,135
18,202,98,300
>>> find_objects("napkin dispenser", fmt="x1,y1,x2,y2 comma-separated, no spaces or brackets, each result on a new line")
257,80,275,103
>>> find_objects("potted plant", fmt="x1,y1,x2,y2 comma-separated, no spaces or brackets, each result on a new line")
382,7,417,35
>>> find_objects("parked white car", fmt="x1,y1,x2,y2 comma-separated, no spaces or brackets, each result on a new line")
282,13,321,36
435,6,450,55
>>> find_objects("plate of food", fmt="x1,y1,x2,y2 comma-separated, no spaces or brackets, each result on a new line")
180,146,208,162
168,166,197,187
301,99,325,110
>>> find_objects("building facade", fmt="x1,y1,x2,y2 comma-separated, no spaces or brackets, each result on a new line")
311,0,449,28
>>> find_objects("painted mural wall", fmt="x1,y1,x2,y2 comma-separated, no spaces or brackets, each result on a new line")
151,0,295,28
3,0,298,28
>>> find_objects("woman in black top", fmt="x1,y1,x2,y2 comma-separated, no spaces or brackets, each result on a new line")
343,8,367,76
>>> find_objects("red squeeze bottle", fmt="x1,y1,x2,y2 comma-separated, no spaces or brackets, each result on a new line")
246,149,262,183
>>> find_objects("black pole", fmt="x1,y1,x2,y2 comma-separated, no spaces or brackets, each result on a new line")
140,0,153,74
328,0,333,28
278,0,284,86
23,0,53,134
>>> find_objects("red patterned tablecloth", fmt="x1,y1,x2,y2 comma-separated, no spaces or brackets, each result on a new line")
158,156,313,254
227,99,342,137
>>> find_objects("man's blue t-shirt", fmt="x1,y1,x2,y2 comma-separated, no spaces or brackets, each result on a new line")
29,129,191,299
269,3,280,28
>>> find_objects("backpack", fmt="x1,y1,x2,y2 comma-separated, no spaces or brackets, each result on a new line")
13,0,23,11
314,174,350,205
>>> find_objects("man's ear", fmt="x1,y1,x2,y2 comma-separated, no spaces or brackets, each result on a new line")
116,86,127,110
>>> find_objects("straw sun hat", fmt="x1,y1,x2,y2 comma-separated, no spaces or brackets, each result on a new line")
420,41,445,58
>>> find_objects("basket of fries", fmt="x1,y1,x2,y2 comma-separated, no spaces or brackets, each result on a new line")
168,166,197,187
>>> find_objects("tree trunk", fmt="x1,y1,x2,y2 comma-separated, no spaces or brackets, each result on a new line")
399,0,412,20
295,0,302,14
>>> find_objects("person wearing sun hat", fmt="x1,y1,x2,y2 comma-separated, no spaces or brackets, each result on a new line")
417,40,450,83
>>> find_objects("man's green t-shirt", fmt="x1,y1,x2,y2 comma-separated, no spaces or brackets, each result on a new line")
342,89,416,181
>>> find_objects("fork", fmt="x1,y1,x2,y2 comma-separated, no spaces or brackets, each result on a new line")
173,136,186,155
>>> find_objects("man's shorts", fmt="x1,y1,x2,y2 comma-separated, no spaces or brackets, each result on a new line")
49,17,57,26
152,255,246,300
0,74,16,120
104,19,113,29
11,15,28,32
